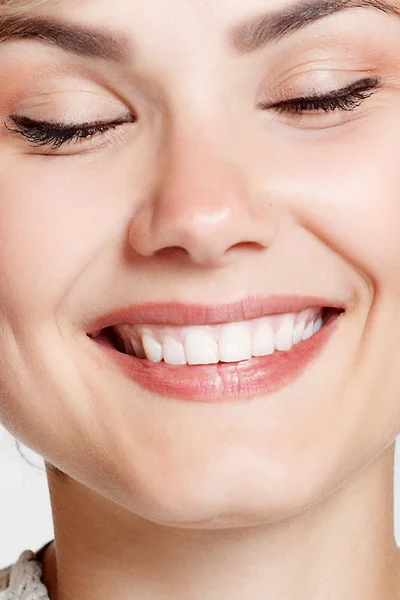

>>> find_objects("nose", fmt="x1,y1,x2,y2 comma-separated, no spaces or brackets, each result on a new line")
128,129,278,268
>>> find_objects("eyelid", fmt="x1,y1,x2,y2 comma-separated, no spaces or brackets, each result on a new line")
255,74,383,131
12,79,136,123
9,113,136,129
5,113,136,154
259,73,383,106
288,76,380,104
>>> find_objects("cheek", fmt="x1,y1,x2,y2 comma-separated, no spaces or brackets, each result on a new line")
284,119,400,288
0,156,131,316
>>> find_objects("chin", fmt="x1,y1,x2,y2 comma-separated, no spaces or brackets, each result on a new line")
108,447,337,530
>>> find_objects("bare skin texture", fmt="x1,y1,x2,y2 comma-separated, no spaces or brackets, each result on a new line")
1,0,400,598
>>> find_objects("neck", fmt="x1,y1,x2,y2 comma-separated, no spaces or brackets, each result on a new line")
42,443,400,600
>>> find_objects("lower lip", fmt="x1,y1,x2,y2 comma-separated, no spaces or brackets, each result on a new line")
90,315,341,403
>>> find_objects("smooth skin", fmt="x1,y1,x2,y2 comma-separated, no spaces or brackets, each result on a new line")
1,0,400,598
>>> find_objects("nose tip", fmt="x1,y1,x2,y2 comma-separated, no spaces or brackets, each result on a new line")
129,192,277,267
155,211,268,266
127,133,278,267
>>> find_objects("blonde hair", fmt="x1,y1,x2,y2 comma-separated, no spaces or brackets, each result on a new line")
0,0,50,15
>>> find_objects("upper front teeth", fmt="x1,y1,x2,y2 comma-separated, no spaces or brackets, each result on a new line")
142,334,163,362
112,308,324,366
163,336,187,365
186,330,219,364
218,324,252,363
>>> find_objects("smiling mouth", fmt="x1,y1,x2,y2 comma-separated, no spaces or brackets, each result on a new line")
89,306,342,366
86,295,344,401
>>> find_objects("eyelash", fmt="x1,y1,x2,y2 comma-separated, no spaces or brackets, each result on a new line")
6,76,381,152
265,76,381,114
6,115,134,152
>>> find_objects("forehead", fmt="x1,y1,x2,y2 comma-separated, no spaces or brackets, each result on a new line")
21,0,279,20
24,0,400,19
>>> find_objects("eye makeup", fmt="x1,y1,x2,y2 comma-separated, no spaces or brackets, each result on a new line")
4,75,381,153
5,114,136,152
262,76,382,114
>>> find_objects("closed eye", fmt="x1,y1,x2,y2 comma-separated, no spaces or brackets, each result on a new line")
6,114,136,153
261,77,382,115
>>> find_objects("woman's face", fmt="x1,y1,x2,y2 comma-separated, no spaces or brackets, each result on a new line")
1,0,400,527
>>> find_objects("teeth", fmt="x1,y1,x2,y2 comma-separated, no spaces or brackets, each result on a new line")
313,316,323,334
274,314,295,351
293,320,305,345
302,320,315,341
252,322,275,357
142,334,163,363
219,324,252,363
112,307,326,366
163,336,187,365
184,329,219,365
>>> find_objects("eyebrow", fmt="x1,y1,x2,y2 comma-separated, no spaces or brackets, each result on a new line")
0,15,132,61
0,0,398,63
231,0,400,52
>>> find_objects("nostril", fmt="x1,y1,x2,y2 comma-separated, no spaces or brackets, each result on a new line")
152,241,265,267
154,246,189,260
229,241,265,253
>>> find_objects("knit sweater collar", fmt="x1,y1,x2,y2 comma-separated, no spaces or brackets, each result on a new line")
0,542,52,600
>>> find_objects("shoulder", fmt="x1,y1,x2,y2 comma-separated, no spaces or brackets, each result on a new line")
0,542,52,599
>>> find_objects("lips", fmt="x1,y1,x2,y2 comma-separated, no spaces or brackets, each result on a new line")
86,295,345,402
86,295,346,332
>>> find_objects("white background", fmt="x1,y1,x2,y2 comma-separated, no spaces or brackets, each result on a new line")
1,425,400,569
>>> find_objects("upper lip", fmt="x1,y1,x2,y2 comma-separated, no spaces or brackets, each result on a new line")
86,294,346,335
